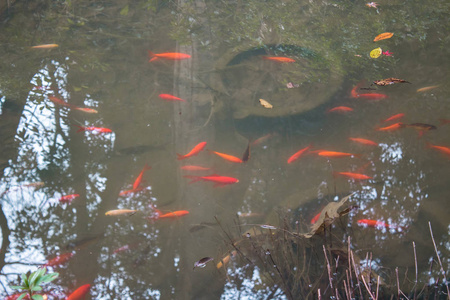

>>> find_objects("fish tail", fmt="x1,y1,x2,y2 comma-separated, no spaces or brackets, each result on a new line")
176,153,186,160
143,163,152,171
74,125,85,132
183,175,201,184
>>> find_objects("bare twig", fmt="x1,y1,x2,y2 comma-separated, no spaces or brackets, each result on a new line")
413,241,418,300
350,250,363,298
361,274,376,299
428,222,450,297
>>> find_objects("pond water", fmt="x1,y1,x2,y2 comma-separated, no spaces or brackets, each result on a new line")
0,0,449,299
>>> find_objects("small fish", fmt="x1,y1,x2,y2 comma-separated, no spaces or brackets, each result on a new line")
334,172,372,180
113,244,138,254
376,122,405,131
58,194,80,204
151,210,189,219
44,252,74,267
66,284,91,300
262,56,295,63
31,44,59,49
382,50,394,56
241,142,251,162
74,107,98,114
105,209,138,216
75,125,112,134
287,144,312,164
366,2,378,8
382,113,405,123
217,250,237,269
119,187,144,196
237,212,263,218
357,93,388,100
251,133,277,146
183,174,239,187
133,164,151,190
148,51,191,62
180,165,211,171
209,150,243,163
348,138,378,146
404,123,437,131
193,257,214,270
48,96,71,107
317,151,359,158
310,211,322,224
327,106,354,113
426,142,450,157
357,219,405,231
158,93,186,102
350,84,360,98
177,142,207,160
373,32,394,42
417,85,440,93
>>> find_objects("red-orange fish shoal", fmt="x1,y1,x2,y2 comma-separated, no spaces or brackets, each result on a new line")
148,51,191,62
159,94,186,102
177,141,207,160
334,172,372,180
348,138,378,146
287,145,312,164
327,106,354,113
210,150,243,163
262,56,296,63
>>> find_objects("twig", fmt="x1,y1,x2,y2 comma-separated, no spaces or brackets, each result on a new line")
428,222,450,297
266,249,294,300
350,250,363,298
375,275,380,300
361,274,376,299
413,241,418,300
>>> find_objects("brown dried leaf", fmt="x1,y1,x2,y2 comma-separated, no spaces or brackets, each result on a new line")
373,32,394,42
373,78,411,86
259,99,273,109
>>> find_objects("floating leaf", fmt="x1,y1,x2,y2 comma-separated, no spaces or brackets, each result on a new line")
370,47,382,58
259,99,273,109
373,78,411,86
373,32,394,42
193,257,214,270
120,5,129,16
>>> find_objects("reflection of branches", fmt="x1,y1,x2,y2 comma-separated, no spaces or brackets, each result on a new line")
0,204,11,274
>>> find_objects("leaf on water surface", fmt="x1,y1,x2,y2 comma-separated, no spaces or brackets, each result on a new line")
373,32,394,42
193,257,214,270
259,99,273,109
369,47,382,58
120,5,129,16
373,78,411,86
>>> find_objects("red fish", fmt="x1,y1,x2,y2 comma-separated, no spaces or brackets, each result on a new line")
310,211,322,224
426,142,450,157
287,144,312,164
348,138,378,146
66,284,91,300
156,210,190,219
177,141,207,160
44,252,74,267
262,56,295,63
133,164,151,190
58,194,80,204
350,85,359,98
119,187,144,196
74,107,98,114
148,51,191,62
357,219,405,230
327,106,353,113
376,122,405,131
75,125,112,134
317,151,359,158
382,113,405,123
357,93,388,100
180,165,211,171
209,150,243,163
158,94,186,102
334,172,372,180
48,96,71,107
184,174,239,187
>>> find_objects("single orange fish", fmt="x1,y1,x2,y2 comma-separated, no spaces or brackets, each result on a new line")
251,133,277,146
184,174,239,187
416,85,440,93
31,44,59,49
262,56,296,63
310,211,322,224
66,284,91,300
357,93,388,100
287,144,312,164
209,150,243,163
334,172,372,180
376,122,405,131
74,107,98,114
382,113,405,123
58,194,80,204
75,125,112,134
350,85,360,98
317,151,359,158
44,252,74,267
180,165,211,171
348,138,378,146
357,219,404,231
148,51,191,62
426,142,450,157
48,96,71,107
327,106,354,113
177,141,207,160
155,210,190,219
159,93,186,102
133,164,151,190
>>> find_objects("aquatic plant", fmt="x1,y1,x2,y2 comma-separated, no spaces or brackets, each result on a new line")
10,267,58,300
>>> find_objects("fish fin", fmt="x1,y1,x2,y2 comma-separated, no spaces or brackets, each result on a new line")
149,57,158,62
74,125,84,133
213,183,227,188
176,153,186,160
183,175,201,184
143,164,152,171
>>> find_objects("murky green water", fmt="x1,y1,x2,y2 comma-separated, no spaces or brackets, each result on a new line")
0,0,449,299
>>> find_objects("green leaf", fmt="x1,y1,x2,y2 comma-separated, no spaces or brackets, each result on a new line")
31,285,43,291
10,285,25,290
32,295,44,300
120,5,129,16
21,273,29,288
17,293,27,300
39,272,58,283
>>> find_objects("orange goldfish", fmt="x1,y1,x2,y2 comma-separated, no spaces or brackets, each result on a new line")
184,174,239,187
416,85,439,92
287,144,312,164
310,211,322,224
66,284,91,300
148,51,191,62
177,141,207,160
75,125,112,134
317,151,359,158
74,107,98,114
48,96,71,107
348,138,378,146
262,56,295,63
31,44,59,49
357,93,388,100
58,194,80,204
154,210,190,219
334,172,372,180
327,106,353,113
251,133,277,145
382,113,405,123
209,150,243,163
158,93,186,102
44,252,74,267
357,219,405,231
105,209,138,216
376,122,405,131
426,142,450,157
180,165,211,171
133,164,151,190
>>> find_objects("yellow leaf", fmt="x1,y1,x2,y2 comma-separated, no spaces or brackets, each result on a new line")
120,5,129,16
370,47,382,58
259,99,273,109
373,32,394,42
